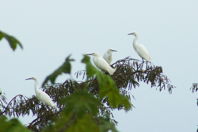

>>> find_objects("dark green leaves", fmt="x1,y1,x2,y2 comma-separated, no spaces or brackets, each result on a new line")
0,116,30,132
44,89,100,132
82,55,132,111
45,113,100,132
42,55,74,87
62,89,100,116
0,30,23,51
97,118,118,132
66,114,99,132
81,55,99,78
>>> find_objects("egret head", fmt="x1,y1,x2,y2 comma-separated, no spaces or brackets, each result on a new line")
26,77,37,81
128,32,137,37
108,49,117,52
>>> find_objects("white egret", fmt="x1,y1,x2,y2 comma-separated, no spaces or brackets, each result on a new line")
103,49,117,64
128,32,151,61
87,53,116,75
26,77,57,108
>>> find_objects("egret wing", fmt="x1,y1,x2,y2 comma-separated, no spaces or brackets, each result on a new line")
103,52,111,64
94,57,110,71
135,43,151,61
36,89,57,108
93,57,115,75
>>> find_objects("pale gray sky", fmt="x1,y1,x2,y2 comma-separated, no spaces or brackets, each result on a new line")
0,0,198,132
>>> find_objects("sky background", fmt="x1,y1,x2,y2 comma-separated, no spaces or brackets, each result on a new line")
0,0,198,132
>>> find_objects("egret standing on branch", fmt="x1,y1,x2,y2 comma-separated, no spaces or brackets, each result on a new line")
26,77,57,109
87,53,116,75
128,32,151,62
103,49,117,64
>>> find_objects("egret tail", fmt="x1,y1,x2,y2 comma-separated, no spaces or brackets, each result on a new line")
108,67,116,75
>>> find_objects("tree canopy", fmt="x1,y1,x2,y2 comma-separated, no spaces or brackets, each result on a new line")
0,30,177,132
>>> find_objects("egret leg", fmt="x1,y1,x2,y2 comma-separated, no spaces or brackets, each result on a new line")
145,61,148,68
141,58,145,65
142,58,144,62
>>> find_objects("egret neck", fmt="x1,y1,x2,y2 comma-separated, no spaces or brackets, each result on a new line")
34,79,39,92
133,34,138,46
107,50,112,56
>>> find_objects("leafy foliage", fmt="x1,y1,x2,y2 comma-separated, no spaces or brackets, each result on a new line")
0,115,30,132
82,55,132,110
61,89,100,116
43,90,116,132
42,55,74,87
0,55,174,132
0,30,23,51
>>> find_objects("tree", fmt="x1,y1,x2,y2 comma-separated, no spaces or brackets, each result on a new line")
191,83,198,132
0,31,174,132
0,30,29,132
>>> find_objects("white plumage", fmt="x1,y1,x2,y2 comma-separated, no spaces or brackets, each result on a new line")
88,53,116,75
26,77,57,108
103,49,117,64
128,32,151,61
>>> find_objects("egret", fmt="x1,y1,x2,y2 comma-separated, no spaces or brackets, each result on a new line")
103,49,117,64
26,77,57,108
87,53,116,75
128,32,151,61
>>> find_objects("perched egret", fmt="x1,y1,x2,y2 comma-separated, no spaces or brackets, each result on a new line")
103,49,117,64
128,32,151,61
26,77,57,108
87,53,116,75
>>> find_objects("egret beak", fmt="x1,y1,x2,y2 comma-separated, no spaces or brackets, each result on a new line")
25,77,33,80
85,53,94,56
128,32,135,35
111,49,117,52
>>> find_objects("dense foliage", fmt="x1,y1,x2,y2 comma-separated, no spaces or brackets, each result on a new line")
0,54,174,132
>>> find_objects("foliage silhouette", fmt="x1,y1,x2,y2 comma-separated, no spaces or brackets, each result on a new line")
0,115,30,132
0,55,174,132
0,30,23,51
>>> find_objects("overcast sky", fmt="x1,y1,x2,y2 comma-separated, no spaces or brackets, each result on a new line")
0,0,198,132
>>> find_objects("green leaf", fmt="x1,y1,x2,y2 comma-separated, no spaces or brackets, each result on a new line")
0,30,23,51
44,89,100,132
0,116,31,132
66,114,99,132
97,73,132,111
62,89,100,116
97,117,118,132
42,55,74,87
81,55,99,78
0,32,4,41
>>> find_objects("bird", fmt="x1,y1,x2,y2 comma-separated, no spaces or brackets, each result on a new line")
103,49,117,64
87,53,116,75
128,32,151,62
26,77,57,108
